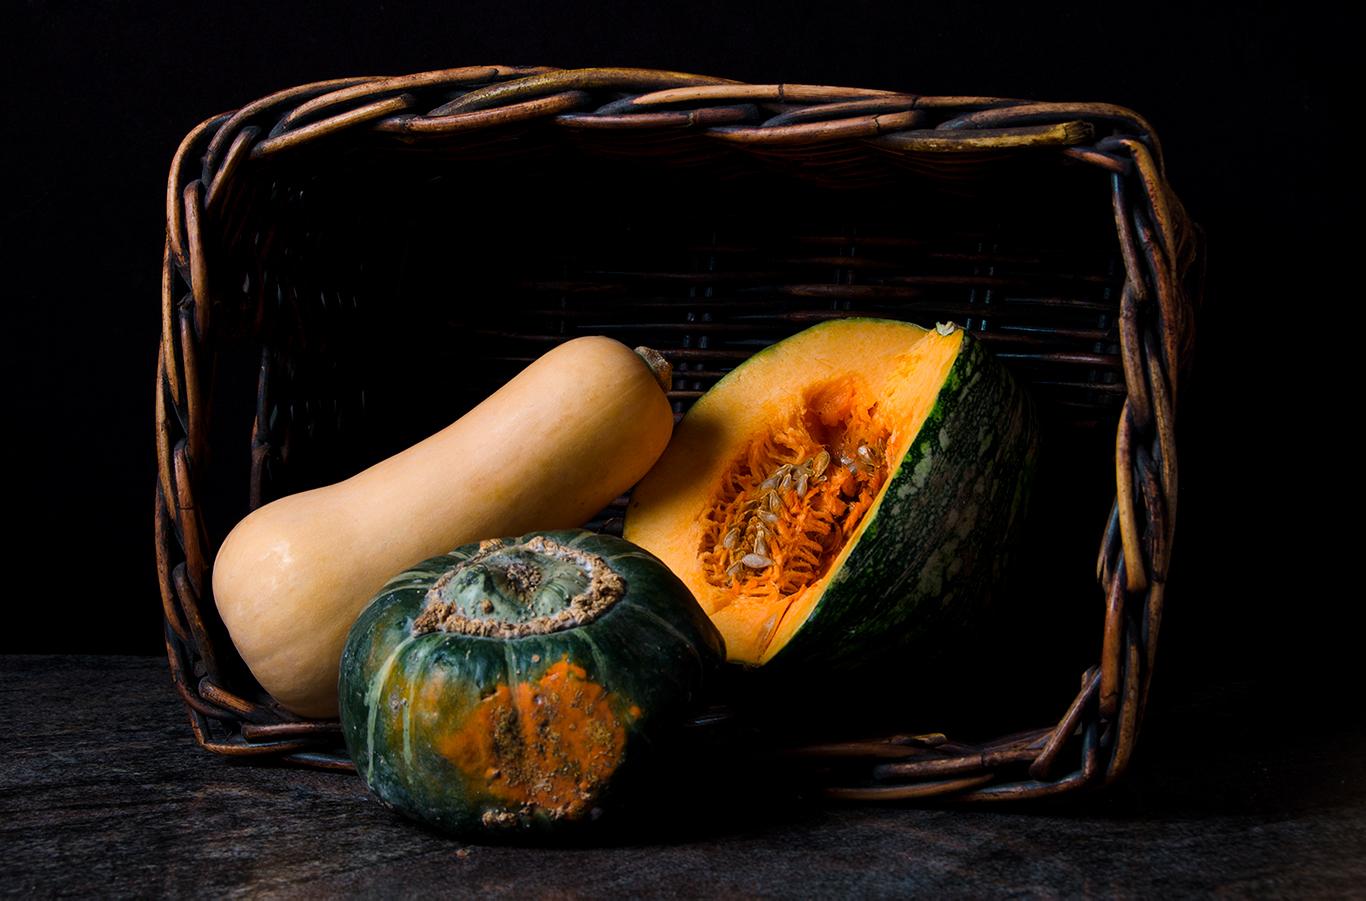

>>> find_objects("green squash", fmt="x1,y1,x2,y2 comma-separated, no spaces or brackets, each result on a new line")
338,529,724,836
625,319,1038,671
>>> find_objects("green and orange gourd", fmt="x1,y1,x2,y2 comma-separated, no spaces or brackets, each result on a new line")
337,529,723,835
625,318,1038,671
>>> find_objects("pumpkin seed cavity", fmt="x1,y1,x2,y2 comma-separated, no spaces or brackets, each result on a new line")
699,377,892,620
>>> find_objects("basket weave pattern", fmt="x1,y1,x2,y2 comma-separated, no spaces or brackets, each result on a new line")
155,66,1198,800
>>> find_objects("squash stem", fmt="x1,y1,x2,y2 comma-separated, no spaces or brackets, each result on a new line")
412,536,624,638
633,346,672,394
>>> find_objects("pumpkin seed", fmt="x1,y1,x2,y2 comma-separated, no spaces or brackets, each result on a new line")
779,472,793,492
759,475,780,491
754,533,769,557
858,444,885,468
796,471,810,498
722,528,741,550
726,562,744,580
741,553,774,568
767,491,781,512
812,449,831,477
758,510,779,524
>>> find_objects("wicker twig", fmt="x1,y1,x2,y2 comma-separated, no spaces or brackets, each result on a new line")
155,65,1200,797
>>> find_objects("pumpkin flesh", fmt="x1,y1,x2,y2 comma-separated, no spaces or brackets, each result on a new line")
627,320,964,665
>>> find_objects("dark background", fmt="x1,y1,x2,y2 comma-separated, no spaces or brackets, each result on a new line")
2,2,1332,709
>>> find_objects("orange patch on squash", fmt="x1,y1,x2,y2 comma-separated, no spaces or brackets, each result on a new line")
435,659,631,821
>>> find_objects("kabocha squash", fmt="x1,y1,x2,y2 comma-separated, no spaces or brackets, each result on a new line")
338,529,724,836
625,318,1037,669
212,337,675,717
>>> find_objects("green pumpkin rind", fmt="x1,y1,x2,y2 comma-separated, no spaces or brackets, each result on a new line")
765,331,1039,671
338,529,724,837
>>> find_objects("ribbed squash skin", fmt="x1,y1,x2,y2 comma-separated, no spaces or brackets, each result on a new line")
625,319,1038,671
338,530,723,838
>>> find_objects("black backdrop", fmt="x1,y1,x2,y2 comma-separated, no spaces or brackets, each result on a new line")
3,2,1331,710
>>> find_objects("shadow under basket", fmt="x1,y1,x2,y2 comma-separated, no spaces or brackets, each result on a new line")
155,66,1200,803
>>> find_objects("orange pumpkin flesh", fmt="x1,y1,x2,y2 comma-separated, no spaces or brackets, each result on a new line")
626,319,963,665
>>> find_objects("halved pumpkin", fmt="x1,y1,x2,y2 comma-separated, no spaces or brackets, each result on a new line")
624,318,1037,669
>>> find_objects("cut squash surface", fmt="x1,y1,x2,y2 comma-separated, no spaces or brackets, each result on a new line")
626,320,960,663
626,318,1036,669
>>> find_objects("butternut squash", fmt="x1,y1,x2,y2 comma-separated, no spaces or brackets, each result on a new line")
212,337,675,717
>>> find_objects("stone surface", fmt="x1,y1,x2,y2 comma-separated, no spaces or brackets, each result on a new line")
2,655,1364,897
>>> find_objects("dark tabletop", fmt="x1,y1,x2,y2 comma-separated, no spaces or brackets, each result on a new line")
2,655,1363,898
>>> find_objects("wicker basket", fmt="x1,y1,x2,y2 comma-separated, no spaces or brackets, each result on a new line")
154,65,1200,802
